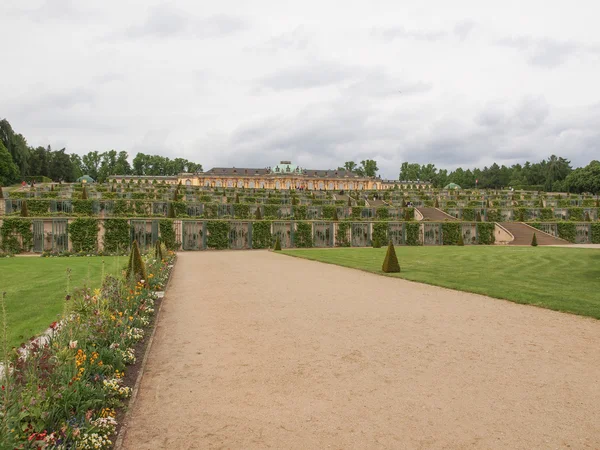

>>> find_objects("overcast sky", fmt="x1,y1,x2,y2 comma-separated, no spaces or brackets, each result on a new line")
1,0,599,178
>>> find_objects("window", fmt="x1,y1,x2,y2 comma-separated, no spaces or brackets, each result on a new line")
249,181,255,188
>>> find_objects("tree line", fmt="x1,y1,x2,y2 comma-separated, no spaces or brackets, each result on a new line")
0,119,202,185
400,157,600,193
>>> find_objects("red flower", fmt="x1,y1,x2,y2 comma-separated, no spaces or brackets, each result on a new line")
50,321,58,329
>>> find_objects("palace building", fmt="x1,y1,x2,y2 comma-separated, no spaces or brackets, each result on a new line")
112,161,432,190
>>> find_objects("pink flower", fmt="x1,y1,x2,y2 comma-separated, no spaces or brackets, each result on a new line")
69,340,78,349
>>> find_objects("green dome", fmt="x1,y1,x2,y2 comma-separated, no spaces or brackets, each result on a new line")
77,175,95,183
444,182,461,190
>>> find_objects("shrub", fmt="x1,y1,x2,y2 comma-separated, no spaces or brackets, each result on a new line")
372,222,388,246
252,221,273,249
476,211,482,222
335,222,351,247
333,208,339,221
0,218,33,253
434,198,439,208
0,186,3,198
154,238,164,261
405,222,421,246
294,221,313,248
531,232,538,247
372,236,381,248
442,222,461,245
81,185,88,200
382,241,400,273
69,218,99,252
274,235,282,251
255,207,262,220
126,240,147,283
159,219,178,250
206,221,230,249
103,218,130,253
167,202,176,218
477,223,496,245
458,232,465,246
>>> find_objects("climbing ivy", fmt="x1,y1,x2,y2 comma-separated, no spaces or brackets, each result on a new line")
251,221,273,249
0,218,33,253
351,207,363,219
203,203,218,219
372,222,389,246
73,199,94,216
294,221,313,248
263,205,279,219
567,207,584,221
442,222,461,245
207,221,230,249
462,208,476,221
591,223,600,244
557,222,576,243
376,207,389,220
159,219,178,250
234,204,250,219
405,222,421,246
68,218,99,252
335,221,351,247
103,218,130,253
476,223,496,245
293,205,307,220
322,205,336,219
27,199,50,216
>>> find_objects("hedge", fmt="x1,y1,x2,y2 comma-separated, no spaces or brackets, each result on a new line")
372,222,389,246
476,223,495,245
557,222,576,243
442,222,461,245
251,221,273,249
405,222,421,246
103,218,130,253
0,218,33,253
68,218,99,252
206,221,230,249
294,221,313,248
591,223,600,244
336,221,351,247
159,219,178,250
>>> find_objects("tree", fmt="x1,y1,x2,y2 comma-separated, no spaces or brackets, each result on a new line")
21,200,29,217
48,149,76,182
274,236,282,251
359,159,378,177
126,240,147,284
531,233,538,247
82,151,101,180
0,119,30,177
0,141,20,185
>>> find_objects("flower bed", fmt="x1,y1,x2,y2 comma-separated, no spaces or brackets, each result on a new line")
0,248,175,449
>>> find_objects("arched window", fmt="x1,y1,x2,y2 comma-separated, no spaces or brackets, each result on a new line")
328,182,334,190
205,180,210,187
275,181,281,189
318,181,324,190
308,182,314,190
216,180,222,187
286,181,291,189
349,182,354,190
185,179,191,186
237,180,244,188
249,181,255,189
259,181,265,188
358,183,364,190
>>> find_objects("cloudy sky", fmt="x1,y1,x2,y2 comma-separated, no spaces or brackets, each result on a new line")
1,0,599,178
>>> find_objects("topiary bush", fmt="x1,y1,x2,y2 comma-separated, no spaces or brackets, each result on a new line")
273,235,282,251
531,232,538,246
20,200,29,217
126,240,147,284
382,241,400,273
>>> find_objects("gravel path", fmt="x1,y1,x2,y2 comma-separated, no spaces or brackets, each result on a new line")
121,251,600,449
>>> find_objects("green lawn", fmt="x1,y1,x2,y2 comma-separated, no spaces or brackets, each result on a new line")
281,246,600,319
0,256,126,353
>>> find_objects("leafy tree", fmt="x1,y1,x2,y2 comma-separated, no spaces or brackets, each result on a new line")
82,151,101,180
0,141,20,185
48,149,76,182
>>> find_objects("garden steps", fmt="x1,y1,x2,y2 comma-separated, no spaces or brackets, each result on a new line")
500,222,570,246
416,207,458,221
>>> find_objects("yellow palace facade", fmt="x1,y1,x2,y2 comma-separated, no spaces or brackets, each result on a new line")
112,161,432,191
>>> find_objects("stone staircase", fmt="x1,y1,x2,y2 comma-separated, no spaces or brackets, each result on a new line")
499,222,570,246
416,207,457,221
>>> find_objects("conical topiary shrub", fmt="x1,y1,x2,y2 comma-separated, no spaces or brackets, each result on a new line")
585,211,591,222
154,239,164,261
476,211,482,222
0,186,3,199
255,207,262,220
274,235,282,251
81,186,88,200
382,241,400,273
531,233,538,247
21,200,29,217
434,198,439,208
167,202,176,218
333,208,339,221
126,240,147,283
347,196,352,207
457,233,465,246
235,193,240,204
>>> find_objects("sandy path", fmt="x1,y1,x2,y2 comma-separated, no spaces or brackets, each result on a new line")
121,251,600,449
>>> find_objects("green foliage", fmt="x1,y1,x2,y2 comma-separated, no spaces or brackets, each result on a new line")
167,202,176,218
322,205,336,219
404,208,414,221
155,238,164,261
68,218,99,252
539,208,553,221
293,205,307,220
203,203,218,219
568,207,584,221
462,208,475,221
255,207,262,220
332,207,339,221
234,203,250,219
372,222,388,246
0,218,33,253
294,221,313,248
159,219,178,250
81,185,88,200
351,206,363,219
591,223,600,244
531,232,538,246
126,240,147,283
73,199,94,216
376,207,389,220
476,211,482,222
335,222,351,247
0,185,3,198
274,235,282,251
476,223,496,245
26,199,49,216
557,222,576,243
103,218,130,253
252,221,273,249
458,231,465,246
442,222,461,245
206,221,230,249
20,199,29,217
405,222,421,246
113,199,132,216
382,241,400,273
264,204,279,219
